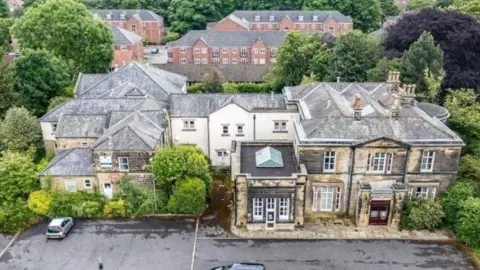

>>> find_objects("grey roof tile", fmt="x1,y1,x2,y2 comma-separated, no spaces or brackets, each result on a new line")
74,73,107,96
56,114,108,138
40,148,95,176
231,10,352,23
91,9,163,23
111,25,143,45
168,30,287,47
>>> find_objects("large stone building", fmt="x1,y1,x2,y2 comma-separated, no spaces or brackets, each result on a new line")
92,9,164,44
207,10,353,37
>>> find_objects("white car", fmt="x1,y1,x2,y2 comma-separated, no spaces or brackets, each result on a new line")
46,217,74,239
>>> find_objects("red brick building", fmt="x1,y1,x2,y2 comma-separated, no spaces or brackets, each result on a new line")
111,26,144,69
167,31,287,65
207,10,353,37
92,9,164,44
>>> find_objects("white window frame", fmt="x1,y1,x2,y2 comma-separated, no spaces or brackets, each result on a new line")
130,24,136,32
201,48,207,54
222,48,228,54
183,120,195,130
202,58,208,64
420,151,435,172
118,157,129,172
328,26,335,33
255,15,260,22
222,58,229,64
180,58,187,64
99,155,113,168
240,48,247,57
180,48,186,53
232,58,238,64
120,45,127,51
240,58,247,64
51,123,57,132
80,142,89,148
212,48,220,57
213,58,220,64
253,198,263,221
65,179,76,192
259,48,265,54
298,15,304,21
323,151,336,172
269,15,275,21
236,125,244,135
253,48,259,54
319,186,334,211
232,48,238,53
372,153,387,172
84,179,92,189
279,198,289,221
194,48,200,54
222,125,229,135
268,24,273,29
409,186,437,199
253,58,259,64
313,15,318,21
194,58,201,64
274,121,287,131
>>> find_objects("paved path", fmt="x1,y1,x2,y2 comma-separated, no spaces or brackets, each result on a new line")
0,219,475,270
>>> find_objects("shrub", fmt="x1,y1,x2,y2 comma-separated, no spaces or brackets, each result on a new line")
168,177,206,214
46,191,106,218
456,197,480,247
27,190,52,215
103,200,126,218
162,32,180,44
77,201,103,218
187,83,204,93
401,198,444,230
0,199,36,233
442,181,477,227
117,175,168,216
136,189,168,215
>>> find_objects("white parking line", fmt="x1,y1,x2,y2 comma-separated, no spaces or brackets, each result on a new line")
0,232,20,260
190,218,199,270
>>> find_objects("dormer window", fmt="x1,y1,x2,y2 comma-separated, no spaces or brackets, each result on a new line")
120,13,126,20
106,13,112,20
269,15,275,21
255,15,260,21
298,15,304,21
313,15,318,21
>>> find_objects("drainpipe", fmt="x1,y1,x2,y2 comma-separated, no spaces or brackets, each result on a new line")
234,177,237,226
207,117,211,159
253,114,256,140
402,147,411,184
346,146,356,216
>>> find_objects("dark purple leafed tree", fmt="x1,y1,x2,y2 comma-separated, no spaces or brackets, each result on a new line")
383,8,480,93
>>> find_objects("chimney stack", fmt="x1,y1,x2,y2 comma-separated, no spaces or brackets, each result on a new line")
400,84,416,106
270,91,274,100
353,94,362,120
387,71,401,92
390,93,400,119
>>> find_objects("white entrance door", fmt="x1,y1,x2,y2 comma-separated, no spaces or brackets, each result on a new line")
266,198,276,230
103,181,113,198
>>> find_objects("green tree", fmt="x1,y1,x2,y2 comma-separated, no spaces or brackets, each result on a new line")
452,0,480,17
0,107,42,153
456,197,480,246
168,0,234,34
379,0,400,21
329,30,381,82
119,0,141,8
47,96,71,112
13,49,71,116
167,177,206,214
0,151,39,202
407,0,437,10
0,54,18,118
13,0,114,73
268,32,328,88
151,145,211,195
0,199,35,233
0,0,9,18
303,0,337,10
442,181,477,227
401,31,444,94
350,0,383,32
367,57,402,81
418,68,444,103
203,68,224,93
240,0,304,9
458,155,480,183
0,18,13,52
401,198,445,230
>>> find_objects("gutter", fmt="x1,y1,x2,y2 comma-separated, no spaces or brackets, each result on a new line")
402,147,411,184
346,146,356,216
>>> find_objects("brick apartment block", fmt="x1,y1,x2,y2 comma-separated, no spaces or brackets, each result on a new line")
92,9,164,44
111,26,144,69
207,10,353,37
167,31,287,65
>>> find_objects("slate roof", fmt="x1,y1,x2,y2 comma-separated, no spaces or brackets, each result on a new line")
285,82,463,145
94,111,164,151
91,9,163,23
39,148,95,176
74,73,107,96
111,25,143,45
155,64,270,83
168,31,287,47
169,93,290,117
231,10,352,23
56,114,108,138
75,63,187,100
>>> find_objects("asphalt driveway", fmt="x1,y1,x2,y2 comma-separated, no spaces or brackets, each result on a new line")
0,219,475,270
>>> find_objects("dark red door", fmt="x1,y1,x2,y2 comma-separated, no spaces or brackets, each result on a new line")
369,201,390,225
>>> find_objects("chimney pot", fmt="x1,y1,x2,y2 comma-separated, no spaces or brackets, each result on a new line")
390,93,400,119
353,94,362,120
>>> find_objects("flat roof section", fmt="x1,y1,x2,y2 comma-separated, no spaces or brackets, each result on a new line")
240,144,298,177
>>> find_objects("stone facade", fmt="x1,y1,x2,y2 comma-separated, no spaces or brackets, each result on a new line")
56,138,98,149
44,176,98,192
93,150,153,173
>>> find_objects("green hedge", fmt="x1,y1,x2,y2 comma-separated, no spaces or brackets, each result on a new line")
401,198,445,230
442,181,477,227
0,199,36,233
167,177,206,214
457,197,480,246
188,83,274,94
27,190,52,216
103,200,126,218
46,191,106,219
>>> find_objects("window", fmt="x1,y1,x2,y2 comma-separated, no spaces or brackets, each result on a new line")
259,48,265,54
269,15,275,21
284,26,290,31
202,58,208,64
254,15,260,22
298,15,304,21
252,48,259,54
130,24,136,32
180,48,186,53
328,26,335,33
256,24,261,29
335,187,341,211
213,58,220,64
232,58,238,64
240,48,247,57
274,121,287,131
183,120,195,130
259,59,265,64
270,48,277,57
312,24,316,29
279,198,289,221
194,48,200,54
100,155,112,168
180,58,187,64
421,151,435,172
222,48,228,54
118,157,129,172
65,179,76,192
51,123,57,132
80,142,88,148
201,48,207,54
222,58,229,64
84,179,92,189
236,125,244,135
194,58,201,64
312,186,336,212
212,48,219,57
217,150,229,157
313,15,318,21
372,153,387,172
232,48,238,53
268,24,273,29
253,58,259,64
106,14,111,20
323,151,336,172
222,125,229,135
120,45,127,51
408,186,437,199
240,58,247,64
300,24,305,29
253,198,263,221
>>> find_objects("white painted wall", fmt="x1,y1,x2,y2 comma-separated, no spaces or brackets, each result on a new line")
40,122,56,141
255,112,299,141
171,117,209,155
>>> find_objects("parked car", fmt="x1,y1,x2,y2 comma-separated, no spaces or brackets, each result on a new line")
46,217,74,239
210,263,266,270
150,47,159,54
